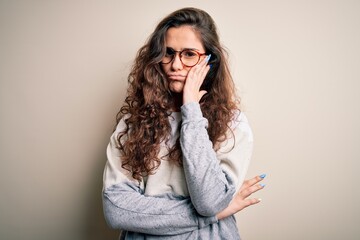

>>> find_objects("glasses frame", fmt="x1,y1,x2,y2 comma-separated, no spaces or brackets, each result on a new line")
161,48,207,67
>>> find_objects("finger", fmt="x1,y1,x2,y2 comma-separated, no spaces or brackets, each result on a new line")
188,61,204,78
186,65,209,90
240,198,262,210
196,54,211,69
191,63,206,78
190,54,210,75
199,63,210,76
239,183,265,199
239,174,266,191
196,65,210,88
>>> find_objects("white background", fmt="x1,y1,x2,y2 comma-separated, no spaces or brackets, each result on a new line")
1,0,359,239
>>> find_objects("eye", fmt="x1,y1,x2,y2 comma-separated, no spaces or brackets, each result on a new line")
182,50,197,58
165,48,175,56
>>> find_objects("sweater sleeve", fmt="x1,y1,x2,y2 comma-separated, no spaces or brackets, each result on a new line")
103,182,217,235
180,102,253,216
102,117,217,235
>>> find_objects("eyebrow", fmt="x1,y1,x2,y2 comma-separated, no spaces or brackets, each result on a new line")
166,47,201,51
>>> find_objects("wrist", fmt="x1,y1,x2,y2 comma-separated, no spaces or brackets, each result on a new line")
216,205,236,220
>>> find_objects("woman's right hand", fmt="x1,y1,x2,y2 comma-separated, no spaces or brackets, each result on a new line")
182,55,210,105
216,175,266,220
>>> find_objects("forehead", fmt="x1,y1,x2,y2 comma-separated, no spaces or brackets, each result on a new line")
164,25,204,51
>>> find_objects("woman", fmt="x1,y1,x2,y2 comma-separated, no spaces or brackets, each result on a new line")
103,7,265,239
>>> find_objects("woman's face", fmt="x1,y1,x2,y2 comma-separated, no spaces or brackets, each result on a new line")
161,25,206,93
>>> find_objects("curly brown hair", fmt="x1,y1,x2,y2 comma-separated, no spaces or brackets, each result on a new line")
116,7,240,181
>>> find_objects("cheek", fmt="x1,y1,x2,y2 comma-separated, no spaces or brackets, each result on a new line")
161,64,170,74
160,63,192,76
183,67,191,76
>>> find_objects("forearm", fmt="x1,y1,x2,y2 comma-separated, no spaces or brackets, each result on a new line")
180,102,235,216
103,181,217,235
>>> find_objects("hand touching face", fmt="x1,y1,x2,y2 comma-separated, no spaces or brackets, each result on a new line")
182,54,211,104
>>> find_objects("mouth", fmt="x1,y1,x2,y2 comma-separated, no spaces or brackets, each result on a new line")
167,74,186,81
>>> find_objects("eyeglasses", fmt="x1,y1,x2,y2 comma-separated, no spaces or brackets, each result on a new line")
161,48,206,67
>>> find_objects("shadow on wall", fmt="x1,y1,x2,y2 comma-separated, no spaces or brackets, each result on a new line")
84,152,120,240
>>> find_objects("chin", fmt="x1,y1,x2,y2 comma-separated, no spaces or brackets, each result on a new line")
169,81,184,93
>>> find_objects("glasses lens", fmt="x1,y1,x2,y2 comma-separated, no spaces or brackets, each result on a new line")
181,50,199,67
162,48,175,64
161,49,201,66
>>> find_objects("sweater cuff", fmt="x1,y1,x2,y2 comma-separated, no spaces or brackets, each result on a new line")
181,102,204,122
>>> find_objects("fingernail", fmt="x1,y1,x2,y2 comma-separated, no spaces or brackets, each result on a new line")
260,183,266,188
209,64,213,68
260,174,266,179
206,54,211,62
258,198,262,202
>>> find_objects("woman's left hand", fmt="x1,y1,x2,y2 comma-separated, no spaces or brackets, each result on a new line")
216,175,266,220
182,55,211,104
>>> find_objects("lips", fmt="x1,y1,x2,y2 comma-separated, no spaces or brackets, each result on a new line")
167,74,186,80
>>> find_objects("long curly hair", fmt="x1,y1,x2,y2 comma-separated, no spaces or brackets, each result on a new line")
116,7,240,181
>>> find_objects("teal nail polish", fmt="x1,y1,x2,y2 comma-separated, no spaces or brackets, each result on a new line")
260,183,266,188
260,174,266,179
206,54,211,62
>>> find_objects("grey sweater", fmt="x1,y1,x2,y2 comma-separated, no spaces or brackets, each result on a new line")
102,102,253,239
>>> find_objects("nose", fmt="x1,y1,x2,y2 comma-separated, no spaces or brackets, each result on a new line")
170,53,183,71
